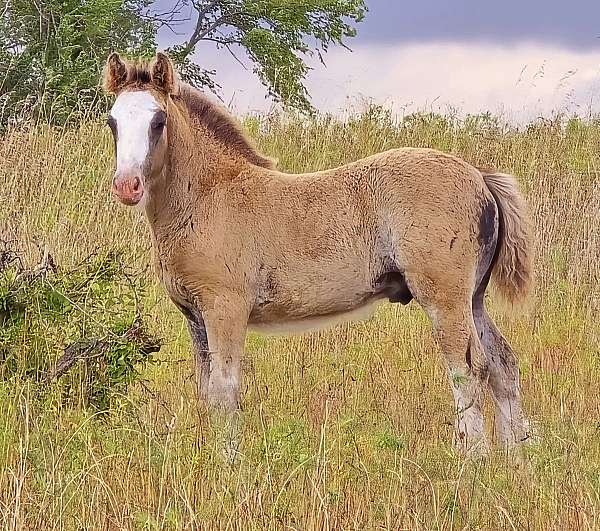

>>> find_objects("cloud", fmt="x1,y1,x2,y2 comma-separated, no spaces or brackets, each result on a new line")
308,42,600,121
188,41,600,122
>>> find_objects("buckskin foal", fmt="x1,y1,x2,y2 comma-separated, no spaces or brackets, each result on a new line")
103,52,533,453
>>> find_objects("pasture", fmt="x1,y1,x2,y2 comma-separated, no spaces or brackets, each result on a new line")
0,109,598,529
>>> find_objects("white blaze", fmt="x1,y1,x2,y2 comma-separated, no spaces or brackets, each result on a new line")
109,91,161,174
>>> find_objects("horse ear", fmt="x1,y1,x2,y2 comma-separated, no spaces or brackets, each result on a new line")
103,53,128,93
151,52,178,94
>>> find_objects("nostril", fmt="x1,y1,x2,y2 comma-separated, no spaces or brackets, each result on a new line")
131,177,142,193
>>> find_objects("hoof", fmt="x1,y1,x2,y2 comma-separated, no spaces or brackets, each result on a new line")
211,410,243,465
499,418,540,450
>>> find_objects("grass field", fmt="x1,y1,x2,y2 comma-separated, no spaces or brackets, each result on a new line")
0,109,599,529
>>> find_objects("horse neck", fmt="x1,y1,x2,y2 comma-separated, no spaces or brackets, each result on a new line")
144,102,249,234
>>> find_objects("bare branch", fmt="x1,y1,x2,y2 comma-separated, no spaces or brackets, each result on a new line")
222,42,247,70
47,320,161,383
198,36,243,46
180,2,242,59
143,0,191,34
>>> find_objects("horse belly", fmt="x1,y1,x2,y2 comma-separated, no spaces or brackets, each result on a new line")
247,264,404,334
248,297,383,335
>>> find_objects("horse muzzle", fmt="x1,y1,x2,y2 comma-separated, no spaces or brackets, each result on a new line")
112,173,144,206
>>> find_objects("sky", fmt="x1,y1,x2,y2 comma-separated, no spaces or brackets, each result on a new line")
155,1,600,122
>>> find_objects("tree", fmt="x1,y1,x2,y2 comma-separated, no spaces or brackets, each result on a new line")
0,0,155,126
160,0,367,112
0,0,367,125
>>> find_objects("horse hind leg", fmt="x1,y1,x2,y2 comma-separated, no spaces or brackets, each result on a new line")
437,300,489,453
406,271,490,454
472,287,532,447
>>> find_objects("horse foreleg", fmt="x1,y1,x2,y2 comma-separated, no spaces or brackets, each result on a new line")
198,292,250,412
187,315,210,402
200,293,249,462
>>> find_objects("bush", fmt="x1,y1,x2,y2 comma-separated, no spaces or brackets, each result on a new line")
0,241,160,410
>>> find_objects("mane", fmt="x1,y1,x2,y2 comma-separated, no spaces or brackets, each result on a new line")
112,59,154,89
111,59,275,170
175,83,275,170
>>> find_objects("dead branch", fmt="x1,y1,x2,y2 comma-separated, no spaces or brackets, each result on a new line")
46,319,161,382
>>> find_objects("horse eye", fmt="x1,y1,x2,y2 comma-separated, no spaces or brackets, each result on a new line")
151,111,166,130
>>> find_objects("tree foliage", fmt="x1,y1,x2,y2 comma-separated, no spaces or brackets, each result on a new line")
164,0,367,112
0,0,366,125
0,0,155,126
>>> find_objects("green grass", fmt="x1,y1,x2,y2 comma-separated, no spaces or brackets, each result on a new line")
0,109,599,529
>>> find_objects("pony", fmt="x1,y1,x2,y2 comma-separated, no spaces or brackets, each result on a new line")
103,52,533,453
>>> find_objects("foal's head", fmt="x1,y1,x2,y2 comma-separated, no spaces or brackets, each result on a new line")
104,52,177,206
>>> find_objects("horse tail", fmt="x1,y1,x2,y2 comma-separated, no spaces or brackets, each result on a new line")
482,172,533,303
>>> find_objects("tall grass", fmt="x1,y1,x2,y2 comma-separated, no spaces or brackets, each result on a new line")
0,109,598,529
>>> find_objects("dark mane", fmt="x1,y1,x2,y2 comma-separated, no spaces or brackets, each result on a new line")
176,83,275,169
114,59,275,170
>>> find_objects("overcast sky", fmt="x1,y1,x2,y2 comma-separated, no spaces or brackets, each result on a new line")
155,1,600,121
357,1,600,49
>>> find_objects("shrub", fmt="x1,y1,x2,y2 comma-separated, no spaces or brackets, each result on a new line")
0,240,160,410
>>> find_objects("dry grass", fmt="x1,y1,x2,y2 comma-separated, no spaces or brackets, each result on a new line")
0,109,599,529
